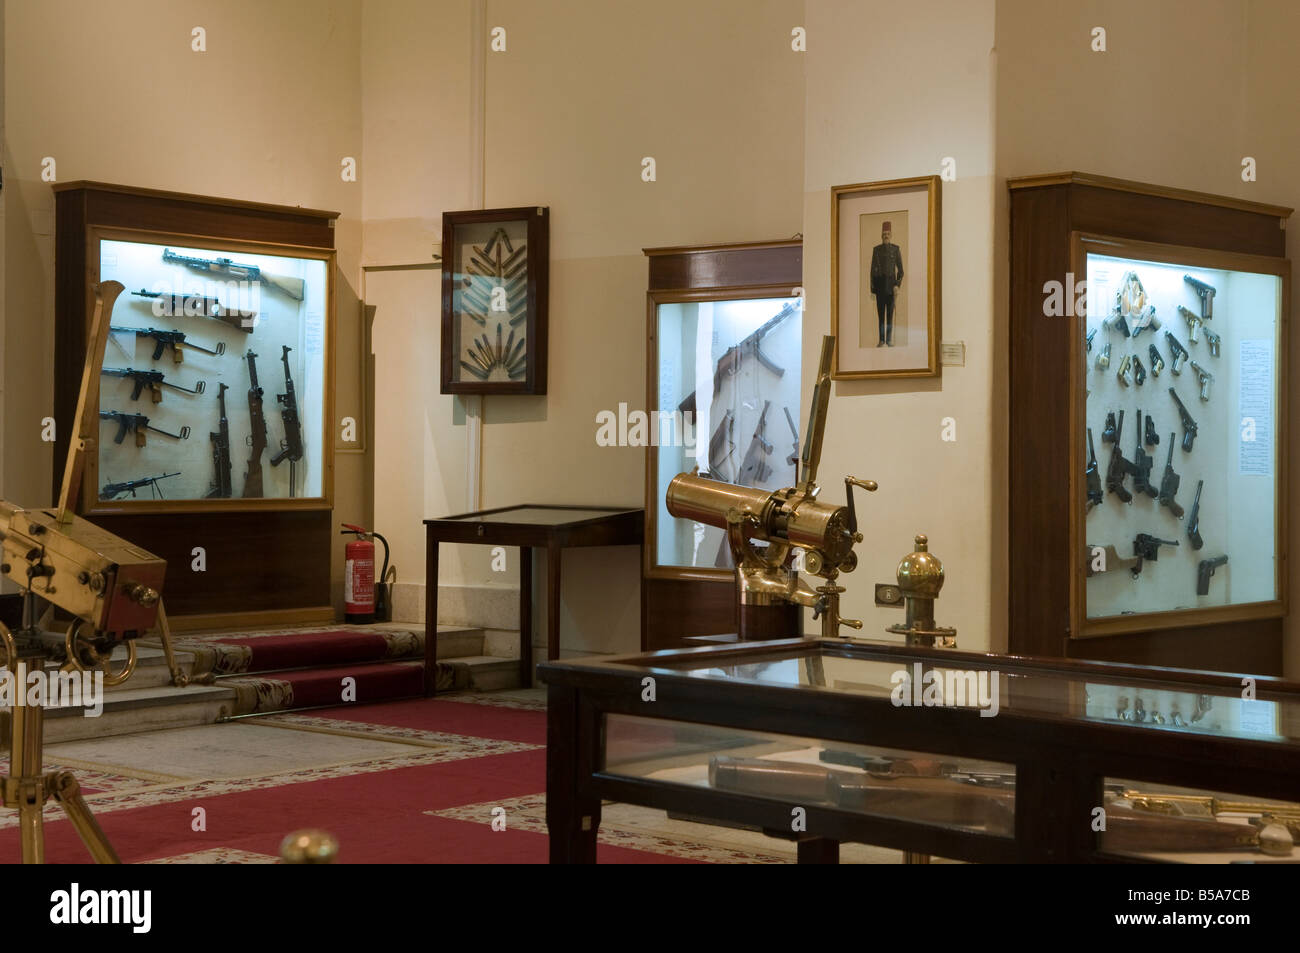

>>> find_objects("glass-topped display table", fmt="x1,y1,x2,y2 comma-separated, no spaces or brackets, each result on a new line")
423,505,642,694
539,638,1300,863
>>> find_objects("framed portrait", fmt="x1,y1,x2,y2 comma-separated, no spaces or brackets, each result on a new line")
831,175,941,379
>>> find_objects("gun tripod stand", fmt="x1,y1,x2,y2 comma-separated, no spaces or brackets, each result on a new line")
0,613,125,863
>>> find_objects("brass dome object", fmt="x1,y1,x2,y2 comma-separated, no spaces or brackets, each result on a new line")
886,534,957,648
895,534,944,599
280,829,340,864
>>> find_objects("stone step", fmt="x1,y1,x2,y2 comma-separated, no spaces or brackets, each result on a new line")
437,625,485,660
31,682,236,744
447,655,523,692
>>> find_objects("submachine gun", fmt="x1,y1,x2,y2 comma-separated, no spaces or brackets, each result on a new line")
0,281,200,864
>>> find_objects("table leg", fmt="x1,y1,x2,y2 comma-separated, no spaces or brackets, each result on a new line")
424,536,439,696
519,547,533,688
547,684,600,863
797,837,840,864
546,542,562,662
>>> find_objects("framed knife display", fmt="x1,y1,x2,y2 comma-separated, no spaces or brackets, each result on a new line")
440,206,549,395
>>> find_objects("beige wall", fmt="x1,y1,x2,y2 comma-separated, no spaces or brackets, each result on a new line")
2,0,367,609
995,0,1300,675
803,0,999,650
363,0,805,655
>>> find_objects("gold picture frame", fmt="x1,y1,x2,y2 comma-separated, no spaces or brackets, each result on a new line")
830,175,941,379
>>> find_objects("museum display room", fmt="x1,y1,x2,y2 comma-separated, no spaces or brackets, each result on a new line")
3,0,1300,902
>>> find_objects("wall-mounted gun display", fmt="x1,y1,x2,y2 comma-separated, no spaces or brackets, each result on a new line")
1094,341,1111,371
205,383,232,499
109,325,226,362
1132,354,1147,386
1101,411,1117,444
1157,436,1183,519
1184,274,1216,323
1116,354,1132,387
101,471,180,500
712,302,796,396
707,409,735,483
1168,388,1198,451
1177,305,1204,344
101,366,206,403
162,248,306,300
1203,327,1221,358
1143,414,1159,447
1084,543,1139,577
99,411,191,447
131,289,257,333
1131,533,1178,577
1196,555,1228,596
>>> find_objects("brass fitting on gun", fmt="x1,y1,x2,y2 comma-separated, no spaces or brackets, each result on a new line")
885,535,956,648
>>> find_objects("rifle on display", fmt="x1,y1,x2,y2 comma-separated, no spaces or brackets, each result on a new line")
1157,436,1184,518
101,472,180,500
707,410,735,483
162,248,306,301
712,302,799,396
110,325,226,362
1186,480,1204,550
205,383,233,499
132,289,257,333
101,366,206,403
1169,388,1198,451
243,350,268,498
735,401,774,487
99,411,191,447
270,345,305,467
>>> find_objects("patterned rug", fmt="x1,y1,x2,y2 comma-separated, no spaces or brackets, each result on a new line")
0,695,858,864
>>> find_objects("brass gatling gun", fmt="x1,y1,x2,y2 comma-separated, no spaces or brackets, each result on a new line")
0,281,198,863
666,335,876,638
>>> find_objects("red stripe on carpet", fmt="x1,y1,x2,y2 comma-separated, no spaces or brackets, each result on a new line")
234,662,425,709
302,697,546,745
213,631,396,670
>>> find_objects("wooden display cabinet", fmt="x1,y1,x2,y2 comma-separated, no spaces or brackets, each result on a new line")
54,182,339,626
1007,172,1291,674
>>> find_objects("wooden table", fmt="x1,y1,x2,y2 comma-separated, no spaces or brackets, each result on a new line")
423,505,643,695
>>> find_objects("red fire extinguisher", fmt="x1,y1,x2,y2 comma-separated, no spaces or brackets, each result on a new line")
341,524,390,624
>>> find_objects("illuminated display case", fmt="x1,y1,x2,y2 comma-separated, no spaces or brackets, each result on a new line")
1079,238,1286,632
92,234,332,507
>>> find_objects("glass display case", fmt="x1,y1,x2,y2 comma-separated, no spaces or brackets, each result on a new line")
440,206,548,395
540,638,1300,863
1079,237,1286,632
91,232,331,506
649,291,803,573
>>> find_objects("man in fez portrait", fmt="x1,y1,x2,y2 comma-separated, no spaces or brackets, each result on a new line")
869,219,904,347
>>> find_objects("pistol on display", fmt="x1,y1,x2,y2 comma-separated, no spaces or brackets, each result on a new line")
1146,343,1164,377
101,471,180,500
1105,410,1133,503
1131,533,1179,577
1184,274,1216,322
1197,555,1228,596
1131,410,1158,500
1157,436,1183,518
1117,353,1132,387
101,366,206,403
1085,428,1103,511
1143,414,1159,447
99,411,191,447
1203,327,1221,358
1168,388,1198,451
1189,360,1214,401
1164,331,1189,374
1187,479,1204,550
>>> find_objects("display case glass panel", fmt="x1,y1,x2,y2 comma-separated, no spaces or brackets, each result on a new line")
94,233,331,505
1099,778,1300,861
1082,243,1284,623
604,714,1016,836
652,293,803,571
